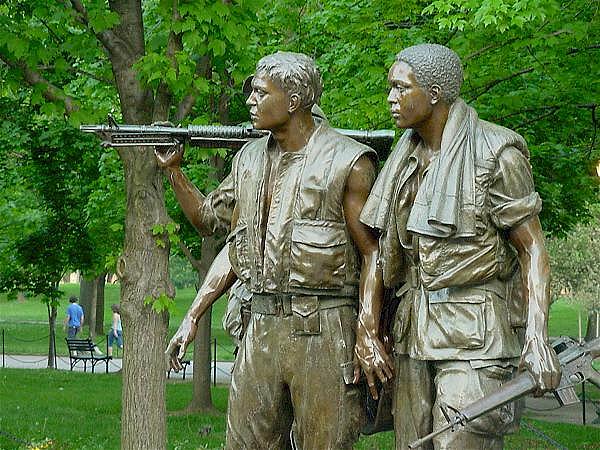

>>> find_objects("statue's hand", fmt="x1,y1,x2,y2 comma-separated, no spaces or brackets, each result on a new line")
150,120,184,169
353,326,394,400
165,315,198,371
519,336,561,396
154,141,184,170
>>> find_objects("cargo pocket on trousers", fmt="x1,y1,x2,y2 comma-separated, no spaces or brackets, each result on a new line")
291,296,321,336
428,290,486,349
468,364,517,436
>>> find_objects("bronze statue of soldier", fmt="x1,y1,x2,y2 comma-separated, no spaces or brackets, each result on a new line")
359,44,562,449
157,51,392,449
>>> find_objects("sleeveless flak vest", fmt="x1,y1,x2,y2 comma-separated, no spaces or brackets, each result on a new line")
227,121,376,298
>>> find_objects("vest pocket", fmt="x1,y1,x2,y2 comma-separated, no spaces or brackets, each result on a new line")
227,223,250,281
428,289,486,349
289,220,347,289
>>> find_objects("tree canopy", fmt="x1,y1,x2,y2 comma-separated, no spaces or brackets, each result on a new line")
0,0,598,448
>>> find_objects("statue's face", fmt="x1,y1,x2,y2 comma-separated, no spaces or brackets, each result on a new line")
246,73,290,131
387,61,433,130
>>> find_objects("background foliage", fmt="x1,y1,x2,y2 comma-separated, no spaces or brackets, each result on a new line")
0,0,597,293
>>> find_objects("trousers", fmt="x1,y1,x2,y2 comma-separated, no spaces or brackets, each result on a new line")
225,304,364,450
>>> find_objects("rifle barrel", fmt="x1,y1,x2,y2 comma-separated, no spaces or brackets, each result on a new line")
80,122,396,157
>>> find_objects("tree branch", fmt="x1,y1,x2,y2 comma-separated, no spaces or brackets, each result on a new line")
515,107,561,129
178,240,201,271
67,0,133,62
567,44,600,55
175,55,212,122
466,67,534,102
492,105,561,122
153,0,183,122
0,55,79,114
36,64,113,85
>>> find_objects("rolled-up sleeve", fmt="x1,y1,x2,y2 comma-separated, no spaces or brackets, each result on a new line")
489,146,542,230
198,172,235,236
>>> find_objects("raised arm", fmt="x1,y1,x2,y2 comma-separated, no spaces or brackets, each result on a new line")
155,144,235,236
343,154,394,399
166,242,238,371
509,216,561,395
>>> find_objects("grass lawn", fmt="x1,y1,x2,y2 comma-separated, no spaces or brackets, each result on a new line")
0,369,598,450
0,284,236,361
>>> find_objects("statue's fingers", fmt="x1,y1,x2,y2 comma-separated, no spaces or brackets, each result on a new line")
381,358,394,379
177,343,187,361
366,372,378,400
374,365,389,384
170,351,181,372
352,364,362,384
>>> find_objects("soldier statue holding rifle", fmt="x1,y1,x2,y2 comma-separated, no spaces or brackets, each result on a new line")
359,44,562,449
157,51,392,450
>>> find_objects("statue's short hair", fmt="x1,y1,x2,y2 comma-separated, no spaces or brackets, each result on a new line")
396,44,463,104
255,51,322,110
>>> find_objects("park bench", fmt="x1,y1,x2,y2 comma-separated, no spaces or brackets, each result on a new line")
65,338,112,373
167,360,191,380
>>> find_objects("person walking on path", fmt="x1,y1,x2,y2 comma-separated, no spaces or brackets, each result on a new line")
107,304,123,357
64,296,84,338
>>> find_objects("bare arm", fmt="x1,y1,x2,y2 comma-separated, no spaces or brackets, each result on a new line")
155,144,208,233
343,155,394,399
166,242,238,371
509,216,561,395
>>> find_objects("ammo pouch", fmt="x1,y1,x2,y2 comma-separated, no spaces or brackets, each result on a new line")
251,293,356,336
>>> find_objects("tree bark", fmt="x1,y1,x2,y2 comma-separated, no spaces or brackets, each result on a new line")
47,303,57,369
103,2,171,449
187,235,220,413
96,274,106,337
80,277,95,324
88,279,98,340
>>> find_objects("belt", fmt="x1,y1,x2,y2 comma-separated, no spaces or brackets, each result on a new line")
251,293,356,316
395,265,420,298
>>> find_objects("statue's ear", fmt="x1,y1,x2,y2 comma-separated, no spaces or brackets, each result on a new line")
430,84,442,105
289,93,301,113
242,75,254,99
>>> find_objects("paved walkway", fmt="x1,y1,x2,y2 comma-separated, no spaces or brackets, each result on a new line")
2,354,598,427
1,354,234,383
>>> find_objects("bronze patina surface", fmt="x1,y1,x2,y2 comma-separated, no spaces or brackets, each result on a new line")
360,44,561,449
158,51,392,449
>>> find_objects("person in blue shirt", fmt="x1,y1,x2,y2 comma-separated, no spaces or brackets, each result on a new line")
64,296,84,338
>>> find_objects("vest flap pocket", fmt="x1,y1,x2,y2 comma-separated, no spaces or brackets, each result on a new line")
291,221,347,248
428,287,486,304
428,289,486,350
289,221,347,290
226,223,250,282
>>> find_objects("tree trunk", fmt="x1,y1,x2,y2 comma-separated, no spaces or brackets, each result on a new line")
187,235,220,413
88,279,98,340
107,2,171,448
118,146,172,450
47,303,57,368
96,274,106,337
188,305,215,412
80,277,94,323
80,275,107,339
